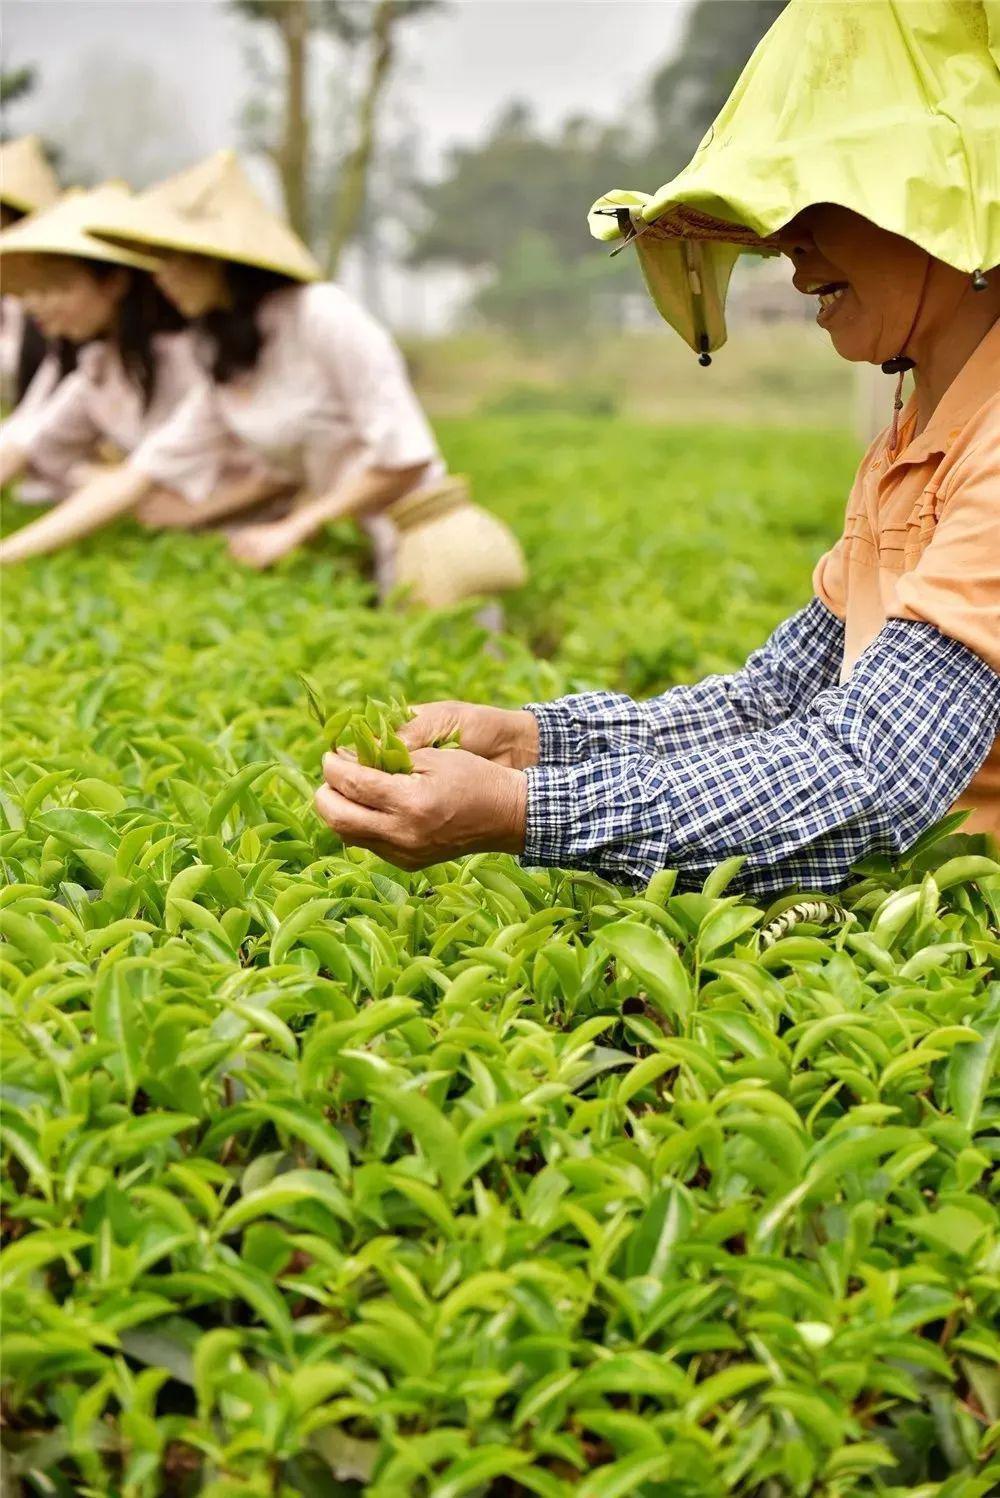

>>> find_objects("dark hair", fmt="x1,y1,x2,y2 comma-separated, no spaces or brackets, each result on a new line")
15,313,77,402
197,263,295,384
75,260,184,411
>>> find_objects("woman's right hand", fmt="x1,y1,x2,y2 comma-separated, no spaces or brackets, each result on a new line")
399,701,539,769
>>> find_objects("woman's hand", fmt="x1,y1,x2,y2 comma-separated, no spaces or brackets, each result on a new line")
136,488,199,530
399,701,540,769
0,532,29,566
0,442,27,491
0,463,149,564
315,747,527,869
228,518,303,569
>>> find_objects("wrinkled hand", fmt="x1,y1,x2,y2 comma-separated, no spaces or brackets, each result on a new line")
399,701,539,769
315,747,527,869
228,519,302,569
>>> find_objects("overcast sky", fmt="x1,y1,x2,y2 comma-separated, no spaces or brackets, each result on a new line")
5,0,690,194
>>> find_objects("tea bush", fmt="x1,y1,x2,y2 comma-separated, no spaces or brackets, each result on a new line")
1,418,998,1497
438,417,859,691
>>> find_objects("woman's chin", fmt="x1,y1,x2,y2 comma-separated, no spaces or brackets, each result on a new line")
825,328,881,364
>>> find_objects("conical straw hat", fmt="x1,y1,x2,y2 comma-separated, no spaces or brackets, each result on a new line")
90,149,321,282
0,135,60,215
589,0,1000,356
0,183,160,296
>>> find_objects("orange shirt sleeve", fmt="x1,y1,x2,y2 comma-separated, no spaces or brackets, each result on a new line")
812,537,848,620
811,433,887,623
890,435,1000,674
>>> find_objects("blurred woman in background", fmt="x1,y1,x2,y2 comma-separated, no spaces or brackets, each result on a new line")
0,182,283,525
0,134,71,490
0,150,526,613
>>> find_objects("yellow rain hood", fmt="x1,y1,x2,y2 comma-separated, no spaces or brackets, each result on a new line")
590,0,1000,356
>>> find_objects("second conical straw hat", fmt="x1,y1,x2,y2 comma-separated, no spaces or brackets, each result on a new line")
90,150,321,282
0,135,60,214
0,182,161,295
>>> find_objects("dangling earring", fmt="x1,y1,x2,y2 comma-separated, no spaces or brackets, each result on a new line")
881,353,914,451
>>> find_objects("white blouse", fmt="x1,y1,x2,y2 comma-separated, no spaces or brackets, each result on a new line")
0,295,28,408
15,332,209,490
132,282,445,506
0,346,62,452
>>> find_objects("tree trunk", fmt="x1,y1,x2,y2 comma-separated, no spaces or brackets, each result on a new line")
326,0,395,278
278,0,310,239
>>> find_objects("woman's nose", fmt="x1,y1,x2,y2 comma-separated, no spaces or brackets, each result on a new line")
774,226,817,259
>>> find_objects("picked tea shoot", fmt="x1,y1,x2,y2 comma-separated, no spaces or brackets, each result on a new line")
302,677,462,771
344,697,415,773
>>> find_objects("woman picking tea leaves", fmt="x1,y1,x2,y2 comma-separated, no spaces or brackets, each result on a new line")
317,0,1000,897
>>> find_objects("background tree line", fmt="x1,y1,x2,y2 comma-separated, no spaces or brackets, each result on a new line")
5,0,786,334
238,0,786,331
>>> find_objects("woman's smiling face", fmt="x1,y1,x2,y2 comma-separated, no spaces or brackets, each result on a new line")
775,204,930,364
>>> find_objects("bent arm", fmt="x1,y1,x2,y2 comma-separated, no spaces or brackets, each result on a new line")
522,620,999,898
0,441,27,490
137,469,296,530
526,597,845,767
0,462,152,563
228,462,431,567
285,462,430,542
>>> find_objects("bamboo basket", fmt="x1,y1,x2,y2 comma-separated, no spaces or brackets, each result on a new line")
386,477,527,608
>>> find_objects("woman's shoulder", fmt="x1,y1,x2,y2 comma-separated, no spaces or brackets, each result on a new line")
151,329,203,376
74,339,115,380
261,282,387,369
256,280,321,331
290,280,390,333
940,387,1000,492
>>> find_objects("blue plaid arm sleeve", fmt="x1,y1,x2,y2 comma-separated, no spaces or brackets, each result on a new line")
522,620,1000,899
526,597,844,766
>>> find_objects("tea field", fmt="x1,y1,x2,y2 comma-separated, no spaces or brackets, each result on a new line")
1,416,998,1498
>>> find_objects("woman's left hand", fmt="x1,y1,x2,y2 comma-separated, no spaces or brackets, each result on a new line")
315,748,527,869
136,487,199,530
228,519,302,569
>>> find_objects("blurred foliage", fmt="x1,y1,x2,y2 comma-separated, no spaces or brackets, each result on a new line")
326,0,441,276
435,415,855,691
234,0,355,237
0,65,36,112
0,62,62,172
471,230,626,340
234,0,438,263
410,3,790,336
410,104,641,270
2,416,999,1494
479,383,619,420
403,323,856,430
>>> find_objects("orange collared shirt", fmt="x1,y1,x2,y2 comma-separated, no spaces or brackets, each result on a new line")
813,319,1000,836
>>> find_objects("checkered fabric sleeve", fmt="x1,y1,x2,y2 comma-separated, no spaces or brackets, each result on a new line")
525,597,845,767
522,620,1000,899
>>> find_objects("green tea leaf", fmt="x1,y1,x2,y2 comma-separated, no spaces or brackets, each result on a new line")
33,807,117,856
596,919,691,1024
